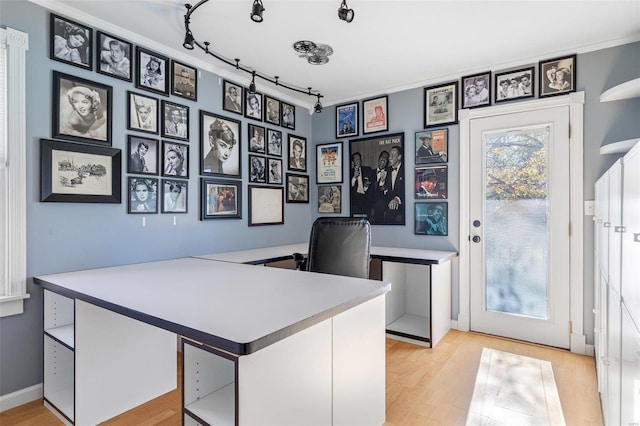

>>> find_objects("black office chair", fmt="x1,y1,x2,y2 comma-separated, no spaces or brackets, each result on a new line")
293,217,371,279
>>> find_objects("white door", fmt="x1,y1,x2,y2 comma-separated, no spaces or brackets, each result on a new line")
469,107,571,348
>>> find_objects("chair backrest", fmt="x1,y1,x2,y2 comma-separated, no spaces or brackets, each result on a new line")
307,217,371,279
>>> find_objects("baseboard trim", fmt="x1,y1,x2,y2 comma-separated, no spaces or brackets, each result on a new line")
0,383,42,413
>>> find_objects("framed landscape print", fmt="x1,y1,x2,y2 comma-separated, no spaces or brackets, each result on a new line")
318,185,342,214
267,129,283,156
281,102,295,130
162,141,189,179
316,142,343,184
161,179,188,213
288,134,307,171
161,100,189,140
53,71,112,146
135,46,169,96
171,60,198,101
127,135,159,175
415,129,448,165
245,92,263,121
264,95,281,126
40,139,121,203
461,71,491,109
200,111,241,178
415,165,448,200
336,102,358,138
495,66,535,103
539,54,576,98
96,31,132,81
267,158,283,184
248,186,284,226
127,91,158,134
424,81,458,128
362,95,388,134
415,202,448,236
201,178,241,220
286,173,309,203
222,80,243,114
128,177,158,214
50,13,93,70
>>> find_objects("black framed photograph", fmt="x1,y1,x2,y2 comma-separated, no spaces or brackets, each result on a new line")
424,81,459,128
128,177,158,214
222,80,243,114
267,128,283,156
248,186,284,226
161,179,188,214
53,71,112,146
415,129,448,165
40,139,121,203
248,124,266,154
249,155,267,183
135,46,169,96
362,95,388,134
200,111,241,178
415,202,448,236
161,100,189,140
316,142,343,184
461,72,491,108
267,158,283,184
281,102,295,130
286,173,309,203
264,95,281,126
539,54,577,98
171,60,198,101
495,66,535,103
50,13,92,70
96,31,132,81
415,165,448,199
127,91,158,134
318,185,342,214
349,132,405,225
127,135,159,175
162,141,189,179
336,102,358,138
288,134,307,171
201,178,242,220
245,91,263,121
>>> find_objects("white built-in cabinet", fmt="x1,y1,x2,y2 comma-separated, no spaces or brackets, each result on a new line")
599,78,640,154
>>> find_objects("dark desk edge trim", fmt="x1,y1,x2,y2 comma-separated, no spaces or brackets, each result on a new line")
205,252,459,266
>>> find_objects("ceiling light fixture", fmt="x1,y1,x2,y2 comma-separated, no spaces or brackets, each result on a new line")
182,0,324,110
250,0,265,23
249,71,257,94
314,94,323,113
338,0,355,23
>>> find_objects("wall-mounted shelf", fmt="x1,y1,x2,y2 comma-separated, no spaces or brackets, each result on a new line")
600,78,640,102
600,138,640,155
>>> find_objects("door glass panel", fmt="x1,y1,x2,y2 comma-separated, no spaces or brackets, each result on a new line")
484,126,550,318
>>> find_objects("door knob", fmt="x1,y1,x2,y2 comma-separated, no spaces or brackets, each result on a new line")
472,236,481,243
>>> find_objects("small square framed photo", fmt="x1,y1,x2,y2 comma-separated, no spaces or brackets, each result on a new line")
249,155,267,183
495,66,535,103
267,129,283,156
200,111,241,178
539,54,577,98
415,202,448,236
248,186,284,226
127,135,159,175
96,31,132,81
245,92,263,121
362,95,388,134
201,178,242,220
172,61,198,101
415,165,448,200
222,80,243,114
135,47,169,96
53,71,112,146
127,91,158,134
286,173,309,203
281,102,295,130
318,185,342,214
415,129,448,165
162,141,189,179
161,179,188,213
128,177,158,214
248,124,266,154
161,100,189,140
264,95,281,126
461,72,491,109
50,13,93,70
267,158,283,185
288,135,307,171
336,102,359,138
424,81,458,128
316,142,343,184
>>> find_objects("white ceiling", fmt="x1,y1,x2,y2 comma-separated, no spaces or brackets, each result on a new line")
30,0,640,110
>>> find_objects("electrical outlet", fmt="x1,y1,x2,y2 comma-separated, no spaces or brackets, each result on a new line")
584,200,595,216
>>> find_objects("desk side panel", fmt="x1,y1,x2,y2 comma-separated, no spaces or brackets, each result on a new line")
430,261,452,347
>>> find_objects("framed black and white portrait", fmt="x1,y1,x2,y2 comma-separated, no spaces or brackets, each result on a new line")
424,81,458,128
245,92,263,121
249,155,267,183
288,135,307,172
415,202,448,236
281,102,295,130
128,177,158,214
171,60,198,101
248,124,266,154
336,102,358,138
495,66,535,103
52,71,112,146
127,135,159,175
96,31,132,81
200,111,241,178
539,54,576,98
50,13,92,70
286,173,309,203
461,72,491,109
264,95,281,126
127,91,158,135
161,179,188,214
201,178,242,220
267,128,282,157
162,141,189,179
415,165,448,200
222,80,243,114
161,100,189,141
318,185,342,214
135,47,169,96
362,95,388,134
267,158,283,185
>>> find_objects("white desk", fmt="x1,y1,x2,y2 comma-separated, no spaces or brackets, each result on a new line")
35,257,390,425
196,244,458,347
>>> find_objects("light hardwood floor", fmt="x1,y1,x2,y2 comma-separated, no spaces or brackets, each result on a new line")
1,330,603,426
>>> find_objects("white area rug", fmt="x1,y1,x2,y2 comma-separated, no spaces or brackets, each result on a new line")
466,348,566,426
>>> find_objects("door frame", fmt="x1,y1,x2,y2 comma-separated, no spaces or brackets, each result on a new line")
458,91,586,354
